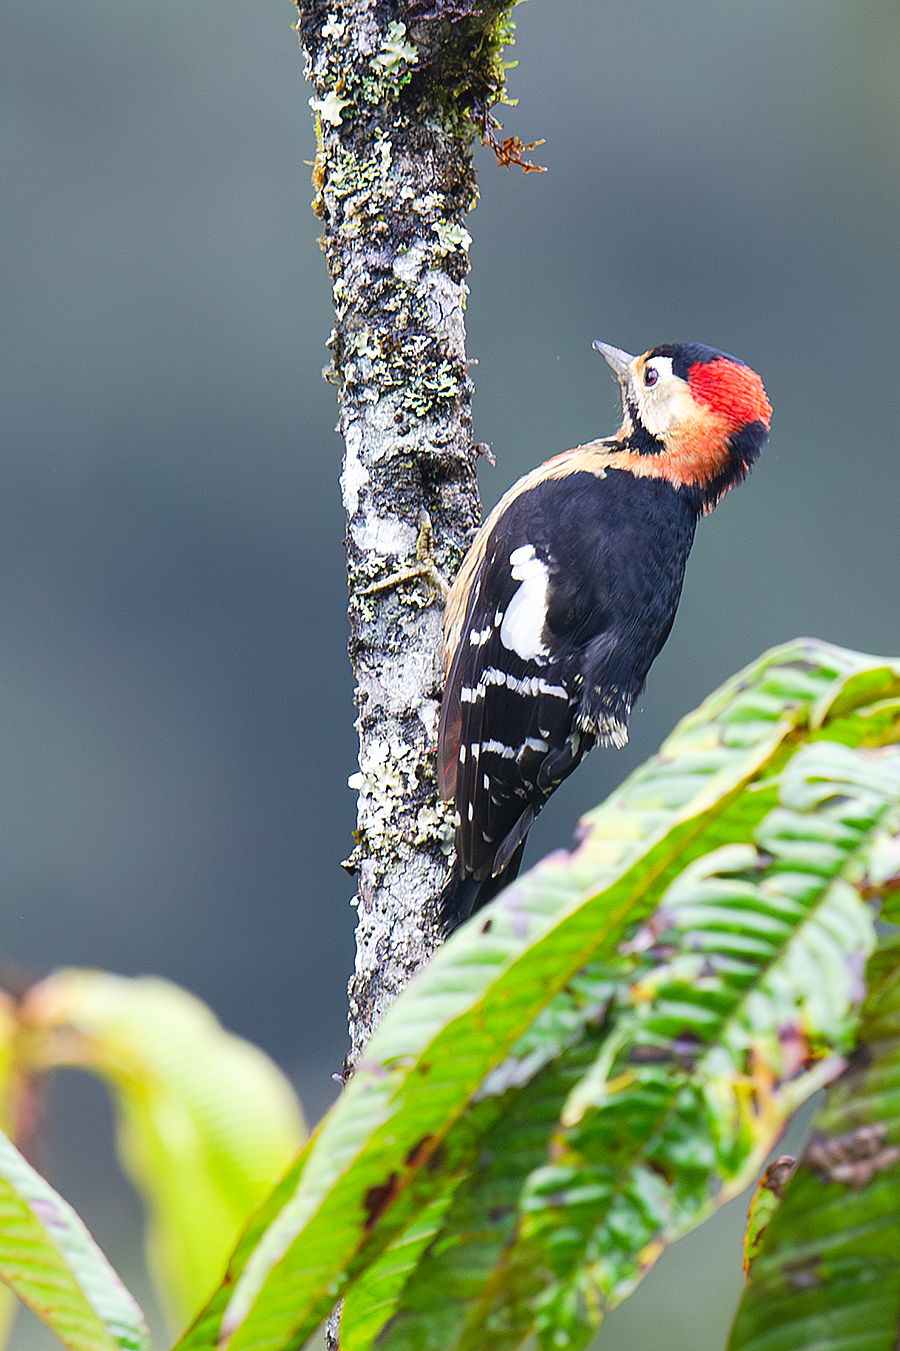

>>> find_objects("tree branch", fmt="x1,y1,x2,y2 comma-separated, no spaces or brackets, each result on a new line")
296,0,518,1078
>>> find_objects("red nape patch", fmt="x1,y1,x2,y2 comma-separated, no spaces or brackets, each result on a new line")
688,358,772,433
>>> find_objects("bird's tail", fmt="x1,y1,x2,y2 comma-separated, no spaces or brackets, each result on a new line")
438,842,527,936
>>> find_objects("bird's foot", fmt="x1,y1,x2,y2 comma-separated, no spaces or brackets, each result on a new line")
358,509,450,603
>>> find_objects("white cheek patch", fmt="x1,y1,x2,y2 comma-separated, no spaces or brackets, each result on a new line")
500,545,550,661
635,357,695,438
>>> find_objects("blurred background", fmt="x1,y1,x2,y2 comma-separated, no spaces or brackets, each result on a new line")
2,0,899,1346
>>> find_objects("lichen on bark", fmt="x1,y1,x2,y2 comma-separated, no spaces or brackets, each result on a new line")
295,0,521,1079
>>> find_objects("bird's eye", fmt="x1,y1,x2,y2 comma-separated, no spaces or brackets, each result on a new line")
644,366,659,387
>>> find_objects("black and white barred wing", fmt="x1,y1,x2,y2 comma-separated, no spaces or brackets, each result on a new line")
437,535,585,885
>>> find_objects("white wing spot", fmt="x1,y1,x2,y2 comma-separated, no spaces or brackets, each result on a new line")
483,773,490,790
462,668,567,703
500,545,550,661
458,744,466,764
480,668,567,700
469,625,493,647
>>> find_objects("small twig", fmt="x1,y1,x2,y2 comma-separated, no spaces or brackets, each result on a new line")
481,120,547,173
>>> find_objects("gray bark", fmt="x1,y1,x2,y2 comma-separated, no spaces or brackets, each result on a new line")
295,0,516,1072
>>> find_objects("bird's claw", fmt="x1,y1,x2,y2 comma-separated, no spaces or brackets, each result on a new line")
358,510,450,603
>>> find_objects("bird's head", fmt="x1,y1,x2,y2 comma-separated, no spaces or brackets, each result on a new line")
594,341,772,511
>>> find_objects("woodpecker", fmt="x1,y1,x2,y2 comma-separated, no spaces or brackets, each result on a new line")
436,341,771,933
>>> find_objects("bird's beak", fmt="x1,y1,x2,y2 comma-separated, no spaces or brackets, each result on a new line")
592,342,635,378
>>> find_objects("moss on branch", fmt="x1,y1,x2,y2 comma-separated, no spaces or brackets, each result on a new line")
297,0,520,138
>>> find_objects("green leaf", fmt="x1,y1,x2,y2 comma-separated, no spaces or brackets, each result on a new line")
367,975,615,1351
742,1156,797,1277
176,639,898,1351
0,1285,16,1351
0,1126,150,1351
729,933,900,1351
24,971,306,1333
0,992,19,1142
339,1186,457,1351
384,742,898,1351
